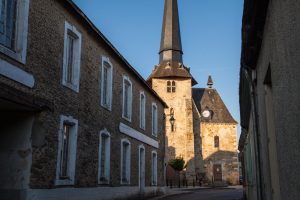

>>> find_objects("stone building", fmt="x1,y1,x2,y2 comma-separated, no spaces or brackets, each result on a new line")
193,80,239,185
147,0,239,185
0,0,167,199
239,0,300,200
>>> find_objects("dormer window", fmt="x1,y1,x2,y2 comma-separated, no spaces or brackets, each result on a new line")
167,81,176,93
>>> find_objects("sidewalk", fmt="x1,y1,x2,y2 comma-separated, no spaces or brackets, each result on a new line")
148,186,211,200
148,185,243,200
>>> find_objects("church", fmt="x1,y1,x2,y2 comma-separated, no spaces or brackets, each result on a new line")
147,0,239,185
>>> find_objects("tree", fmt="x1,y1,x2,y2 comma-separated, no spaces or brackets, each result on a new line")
168,156,185,171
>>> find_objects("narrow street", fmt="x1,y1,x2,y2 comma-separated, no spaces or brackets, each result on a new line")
161,187,243,200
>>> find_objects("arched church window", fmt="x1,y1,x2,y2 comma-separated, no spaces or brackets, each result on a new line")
167,81,176,93
214,136,219,148
171,81,176,92
167,81,171,93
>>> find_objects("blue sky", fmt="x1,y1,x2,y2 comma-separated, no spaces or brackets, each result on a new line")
73,0,244,137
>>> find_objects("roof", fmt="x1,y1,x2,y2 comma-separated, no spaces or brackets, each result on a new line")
147,0,197,86
61,0,168,108
192,88,237,124
159,0,183,64
241,0,270,69
147,61,197,85
239,0,270,129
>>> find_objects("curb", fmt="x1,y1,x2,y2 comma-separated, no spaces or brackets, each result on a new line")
147,185,243,200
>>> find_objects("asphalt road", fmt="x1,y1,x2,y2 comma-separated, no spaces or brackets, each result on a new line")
161,188,243,200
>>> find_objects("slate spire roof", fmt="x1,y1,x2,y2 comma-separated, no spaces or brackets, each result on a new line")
147,0,197,85
159,0,183,64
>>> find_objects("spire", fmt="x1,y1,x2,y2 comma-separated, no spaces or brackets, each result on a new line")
146,0,198,86
207,75,213,88
159,0,183,64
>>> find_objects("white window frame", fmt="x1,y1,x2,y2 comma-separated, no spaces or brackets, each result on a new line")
55,115,78,186
151,151,158,186
100,56,113,110
98,128,111,184
122,75,132,122
152,103,158,136
166,80,176,93
62,21,82,93
139,91,146,130
138,144,146,191
120,138,131,185
0,0,29,64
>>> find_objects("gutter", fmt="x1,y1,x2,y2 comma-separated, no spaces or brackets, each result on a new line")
241,63,263,200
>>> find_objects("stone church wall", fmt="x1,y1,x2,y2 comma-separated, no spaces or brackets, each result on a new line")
201,123,239,185
151,78,197,181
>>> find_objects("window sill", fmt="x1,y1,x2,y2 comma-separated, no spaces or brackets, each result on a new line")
120,181,130,185
62,81,79,93
0,59,34,88
0,45,25,64
55,178,74,186
122,115,131,123
98,181,110,185
152,133,158,138
101,103,112,111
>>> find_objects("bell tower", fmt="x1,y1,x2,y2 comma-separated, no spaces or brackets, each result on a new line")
147,0,199,182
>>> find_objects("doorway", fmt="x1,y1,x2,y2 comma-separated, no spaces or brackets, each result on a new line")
213,164,222,182
0,111,35,199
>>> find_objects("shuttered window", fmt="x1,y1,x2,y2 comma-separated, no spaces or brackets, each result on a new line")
140,92,146,129
121,139,131,184
62,21,82,92
0,0,17,49
98,130,111,184
56,115,78,186
122,76,132,121
151,151,157,186
152,103,158,136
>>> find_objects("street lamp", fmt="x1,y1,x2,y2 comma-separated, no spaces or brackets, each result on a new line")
169,108,175,132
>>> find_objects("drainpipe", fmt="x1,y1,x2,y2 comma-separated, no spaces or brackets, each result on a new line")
242,63,263,200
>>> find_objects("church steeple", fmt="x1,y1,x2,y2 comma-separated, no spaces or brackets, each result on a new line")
147,0,197,86
159,0,183,64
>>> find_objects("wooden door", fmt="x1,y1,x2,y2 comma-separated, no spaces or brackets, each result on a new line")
213,164,222,181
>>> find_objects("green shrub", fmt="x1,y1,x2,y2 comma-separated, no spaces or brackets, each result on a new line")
168,156,185,171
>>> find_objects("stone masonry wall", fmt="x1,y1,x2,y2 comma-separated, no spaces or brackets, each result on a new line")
0,0,165,189
201,123,239,184
151,78,196,180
